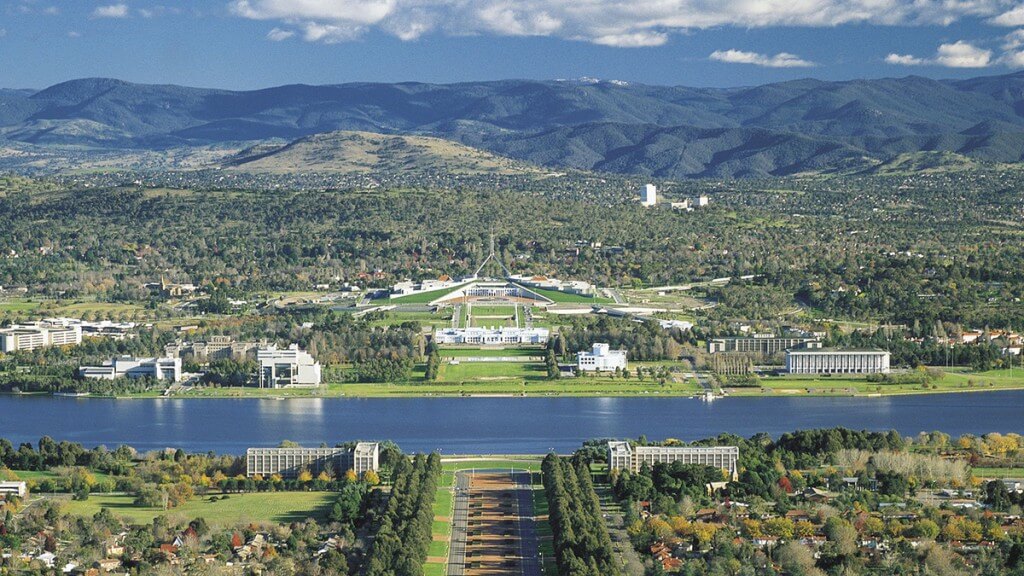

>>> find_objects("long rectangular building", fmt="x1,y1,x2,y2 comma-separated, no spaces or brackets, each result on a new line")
708,336,821,355
0,323,82,353
434,326,549,345
784,348,890,374
245,443,380,478
608,441,739,480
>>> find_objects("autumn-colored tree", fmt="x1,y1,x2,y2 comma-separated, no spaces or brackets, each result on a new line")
297,469,314,483
363,470,380,485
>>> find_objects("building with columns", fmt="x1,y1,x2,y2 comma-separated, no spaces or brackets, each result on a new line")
785,348,890,374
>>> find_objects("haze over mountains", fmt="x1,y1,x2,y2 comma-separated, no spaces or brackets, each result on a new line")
6,73,1024,177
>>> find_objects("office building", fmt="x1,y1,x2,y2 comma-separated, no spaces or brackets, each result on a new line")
640,183,657,207
245,442,380,478
257,344,321,388
577,343,627,372
708,336,821,355
79,356,182,382
165,336,266,361
608,441,739,479
0,481,28,499
785,348,890,374
0,322,82,353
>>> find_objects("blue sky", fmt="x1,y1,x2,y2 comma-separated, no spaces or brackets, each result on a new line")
4,1,1024,89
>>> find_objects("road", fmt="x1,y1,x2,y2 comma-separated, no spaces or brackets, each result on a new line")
513,471,541,576
447,471,470,576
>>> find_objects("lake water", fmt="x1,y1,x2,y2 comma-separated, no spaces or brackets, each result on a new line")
0,392,1021,454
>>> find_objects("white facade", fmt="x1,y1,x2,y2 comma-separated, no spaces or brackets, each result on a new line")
0,323,82,352
80,356,182,382
434,327,549,345
785,348,890,374
608,441,739,479
246,442,380,478
258,344,321,388
641,183,657,207
0,481,28,498
577,343,627,372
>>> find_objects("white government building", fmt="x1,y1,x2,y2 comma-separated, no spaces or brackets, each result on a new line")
434,326,549,345
257,344,322,388
0,322,81,352
576,343,627,372
640,183,657,207
784,348,890,374
246,442,380,478
79,356,182,382
608,441,739,480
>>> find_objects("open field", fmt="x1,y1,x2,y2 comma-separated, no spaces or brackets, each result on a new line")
387,284,468,304
972,467,1024,479
438,360,545,382
56,492,336,525
726,367,1024,397
8,469,115,485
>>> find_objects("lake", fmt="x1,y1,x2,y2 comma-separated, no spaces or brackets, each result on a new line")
0,391,1021,454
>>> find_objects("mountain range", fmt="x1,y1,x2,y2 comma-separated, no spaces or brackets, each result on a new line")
6,73,1024,177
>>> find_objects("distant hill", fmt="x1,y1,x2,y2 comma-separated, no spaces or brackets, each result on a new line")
6,73,1024,176
226,130,540,175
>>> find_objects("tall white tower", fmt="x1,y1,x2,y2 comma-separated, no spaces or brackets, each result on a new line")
640,183,657,207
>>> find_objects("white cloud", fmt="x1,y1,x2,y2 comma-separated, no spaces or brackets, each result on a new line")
936,41,992,67
266,27,294,41
67,30,81,38
43,6,59,15
884,53,926,65
709,49,816,67
225,0,1015,46
1003,28,1024,49
885,41,993,68
92,4,129,18
1001,50,1024,67
0,28,6,38
990,5,1024,26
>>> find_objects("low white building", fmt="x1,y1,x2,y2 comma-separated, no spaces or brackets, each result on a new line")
0,481,27,498
80,356,182,382
0,322,82,352
577,343,627,372
258,344,321,388
434,327,549,345
785,348,890,374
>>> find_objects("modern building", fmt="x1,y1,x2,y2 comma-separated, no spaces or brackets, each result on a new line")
577,343,628,372
165,336,267,361
641,183,657,207
257,344,321,388
785,348,890,374
79,356,183,382
0,322,82,353
608,441,739,480
507,274,595,297
245,443,380,478
434,326,549,345
0,481,28,499
708,336,821,355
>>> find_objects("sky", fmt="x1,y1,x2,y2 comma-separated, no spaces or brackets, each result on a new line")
4,1,1024,90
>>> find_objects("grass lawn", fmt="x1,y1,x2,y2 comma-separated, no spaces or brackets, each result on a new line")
972,467,1024,478
341,377,702,397
58,492,336,525
387,283,468,304
423,563,447,576
441,459,543,472
525,286,611,304
438,361,546,382
0,299,41,312
726,367,1024,397
9,469,115,485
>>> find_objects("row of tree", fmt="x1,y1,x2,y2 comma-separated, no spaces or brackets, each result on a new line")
542,453,621,576
365,452,442,576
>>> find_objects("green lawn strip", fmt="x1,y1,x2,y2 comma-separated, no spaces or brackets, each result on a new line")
522,286,612,304
386,283,469,304
10,469,115,485
439,347,542,357
423,563,447,576
431,519,452,538
972,467,1024,478
57,492,335,526
441,459,542,473
532,486,558,575
728,367,1024,397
